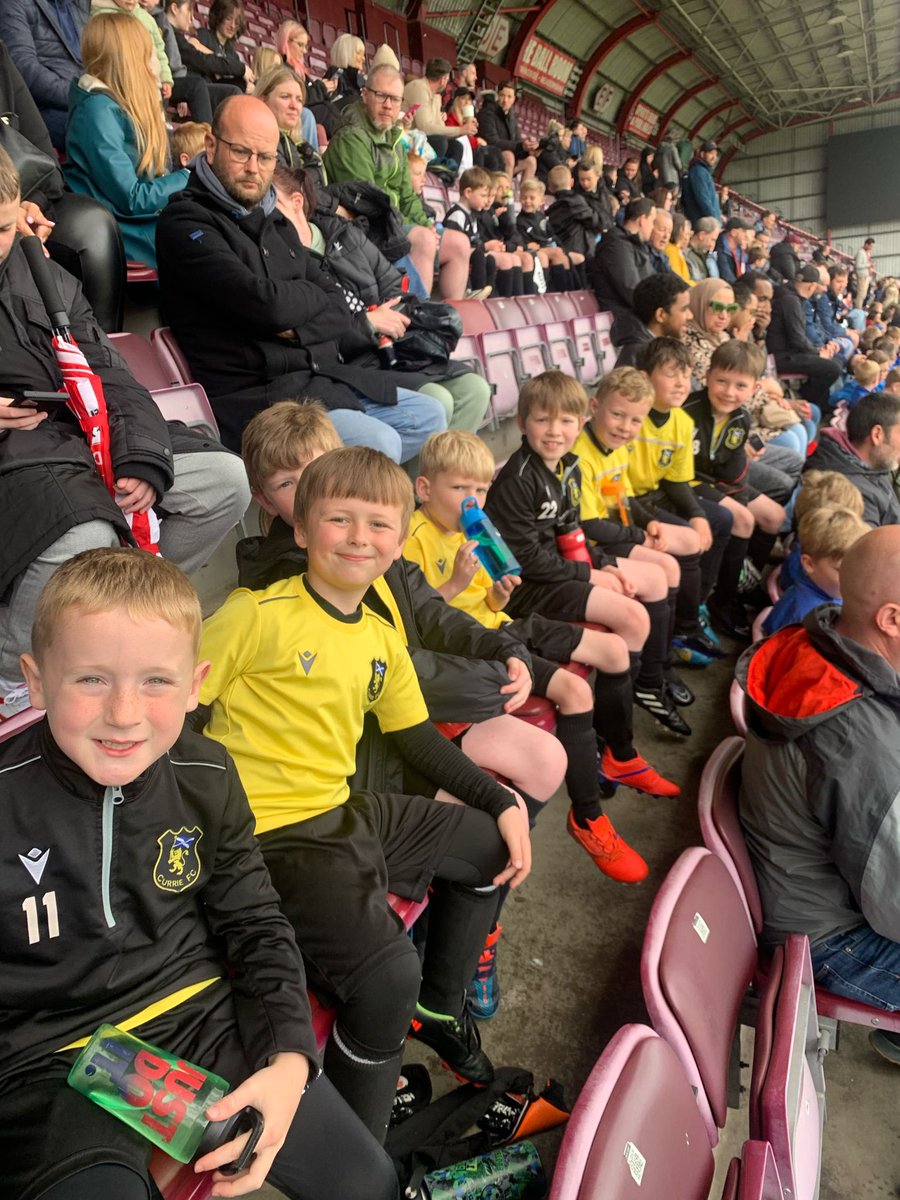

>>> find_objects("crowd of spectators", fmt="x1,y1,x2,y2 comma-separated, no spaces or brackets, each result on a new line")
1,7,900,1197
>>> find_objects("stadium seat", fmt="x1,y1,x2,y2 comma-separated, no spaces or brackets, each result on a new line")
570,319,602,385
697,736,900,1035
151,385,220,440
568,290,599,316
640,846,757,1144
0,707,44,739
449,332,485,376
322,22,337,49
515,294,555,327
544,320,583,380
734,1141,785,1200
512,325,552,378
126,261,158,284
422,184,447,223
446,298,495,336
748,935,826,1200
485,297,523,331
549,1024,715,1200
766,564,782,603
543,292,579,323
729,679,748,736
480,329,523,420
150,327,193,387
109,331,174,392
750,607,771,642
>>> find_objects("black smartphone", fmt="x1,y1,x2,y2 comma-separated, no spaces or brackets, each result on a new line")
9,391,69,412
748,433,765,451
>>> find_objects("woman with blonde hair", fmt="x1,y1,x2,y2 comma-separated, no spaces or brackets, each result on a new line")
256,66,324,182
251,45,282,79
327,33,366,105
275,18,309,76
65,11,188,267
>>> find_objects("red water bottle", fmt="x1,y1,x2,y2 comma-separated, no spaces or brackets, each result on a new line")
555,522,591,564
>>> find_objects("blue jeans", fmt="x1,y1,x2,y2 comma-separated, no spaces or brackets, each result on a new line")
810,924,900,1011
331,388,446,463
770,425,808,457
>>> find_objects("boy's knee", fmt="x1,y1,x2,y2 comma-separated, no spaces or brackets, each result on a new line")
550,667,592,713
341,942,422,1048
731,506,755,537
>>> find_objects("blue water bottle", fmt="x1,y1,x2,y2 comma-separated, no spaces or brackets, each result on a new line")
460,497,521,581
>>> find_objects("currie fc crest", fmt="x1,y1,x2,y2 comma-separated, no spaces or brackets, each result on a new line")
367,659,387,702
153,827,203,893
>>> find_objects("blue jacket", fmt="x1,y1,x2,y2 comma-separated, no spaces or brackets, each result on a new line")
682,157,721,224
0,0,88,139
830,379,871,409
64,80,188,267
802,296,828,347
715,233,746,284
812,292,846,341
763,567,839,635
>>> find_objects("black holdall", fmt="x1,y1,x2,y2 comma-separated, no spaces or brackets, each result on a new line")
392,298,463,371
0,113,65,202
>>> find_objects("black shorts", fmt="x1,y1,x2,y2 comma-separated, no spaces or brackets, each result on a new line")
505,577,592,624
507,613,584,694
259,792,495,1005
693,479,758,506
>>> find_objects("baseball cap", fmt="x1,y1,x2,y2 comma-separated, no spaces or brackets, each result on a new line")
798,263,822,283
724,217,752,232
700,139,718,152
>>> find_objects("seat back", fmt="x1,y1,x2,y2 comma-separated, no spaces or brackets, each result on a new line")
696,737,763,934
150,327,194,387
750,935,825,1200
446,298,496,335
729,677,748,736
550,1025,714,1200
480,329,522,420
568,289,599,315
571,317,602,384
109,331,172,391
485,297,523,330
640,847,757,1143
0,707,45,742
544,321,583,380
512,325,552,378
751,607,772,643
737,1141,785,1200
151,385,220,441
516,294,555,326
766,564,783,603
543,291,578,322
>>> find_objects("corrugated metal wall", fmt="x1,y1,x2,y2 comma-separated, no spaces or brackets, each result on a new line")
726,105,900,276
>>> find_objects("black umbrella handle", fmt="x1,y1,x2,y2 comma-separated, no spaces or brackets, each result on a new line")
21,235,71,339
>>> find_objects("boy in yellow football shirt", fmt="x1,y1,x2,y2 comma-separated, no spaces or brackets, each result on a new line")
199,447,531,1145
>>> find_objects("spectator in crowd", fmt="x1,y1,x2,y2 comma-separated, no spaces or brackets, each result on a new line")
171,118,208,166
828,262,866,332
536,120,574,182
275,18,309,76
755,209,778,235
568,118,588,161
546,164,602,267
143,0,224,125
613,155,642,204
588,196,655,345
683,277,736,389
516,178,577,290
439,61,476,109
647,206,673,274
746,268,774,343
739,524,900,1047
615,272,693,367
769,233,800,283
831,354,880,410
325,34,367,107
0,0,89,150
164,0,243,113
156,95,447,458
810,264,856,362
685,216,721,282
854,236,875,307
574,156,614,233
475,81,539,183
196,0,254,93
655,135,682,194
665,213,693,283
767,264,843,410
64,12,189,268
806,393,900,526
0,145,249,709
256,66,323,182
718,184,732,221
93,0,173,101
445,87,497,170
272,164,491,431
640,148,658,194
716,216,752,283
681,139,721,224
747,241,769,274
403,57,471,170
325,63,448,297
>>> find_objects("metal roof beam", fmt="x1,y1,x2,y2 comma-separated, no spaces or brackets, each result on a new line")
568,12,657,119
657,78,720,140
615,49,690,136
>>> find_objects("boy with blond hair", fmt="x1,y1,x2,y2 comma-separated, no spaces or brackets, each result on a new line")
763,506,869,634
199,445,532,1142
442,165,500,298
0,547,398,1200
516,178,577,291
171,119,210,167
831,354,880,409
779,469,865,592
408,428,676,886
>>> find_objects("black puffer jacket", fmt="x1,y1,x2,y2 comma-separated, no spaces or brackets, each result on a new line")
587,224,654,343
476,97,525,156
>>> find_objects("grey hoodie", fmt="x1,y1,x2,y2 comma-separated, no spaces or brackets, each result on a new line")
805,426,900,527
738,604,900,950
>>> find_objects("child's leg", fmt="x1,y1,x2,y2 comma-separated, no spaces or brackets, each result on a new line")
460,714,567,806
708,496,755,626
583,587,649,652
35,1165,148,1200
607,556,672,696
438,227,473,300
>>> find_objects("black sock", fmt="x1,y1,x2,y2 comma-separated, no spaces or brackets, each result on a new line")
592,667,635,760
494,267,513,296
510,265,524,294
712,534,751,607
666,586,679,647
556,709,604,826
324,1030,404,1143
523,267,537,294
749,528,778,572
470,244,487,290
548,263,568,292
673,552,701,634
699,523,731,600
572,261,587,287
635,597,669,690
419,878,497,1014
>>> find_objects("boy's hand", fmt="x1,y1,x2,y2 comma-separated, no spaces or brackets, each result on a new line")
494,798,532,888
500,654,531,712
18,201,54,245
485,572,519,612
450,539,482,593
688,517,713,552
600,565,636,597
0,397,48,431
115,476,157,513
589,567,623,594
484,239,505,252
744,440,764,461
196,1052,310,1196
644,520,668,551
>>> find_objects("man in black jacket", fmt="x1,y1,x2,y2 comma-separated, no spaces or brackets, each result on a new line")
587,196,656,345
475,81,538,182
156,95,445,457
0,148,249,714
767,263,842,408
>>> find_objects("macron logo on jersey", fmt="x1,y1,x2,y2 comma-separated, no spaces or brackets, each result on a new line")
298,650,318,676
19,847,50,886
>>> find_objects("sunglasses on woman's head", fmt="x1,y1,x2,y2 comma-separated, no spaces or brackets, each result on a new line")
709,301,739,314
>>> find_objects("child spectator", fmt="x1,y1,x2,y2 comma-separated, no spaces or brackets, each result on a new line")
170,118,209,167
628,338,734,664
685,339,786,637
164,0,244,110
867,348,891,388
477,170,535,293
762,506,868,634
407,151,428,198
516,178,576,291
93,0,174,100
546,163,604,262
64,12,189,268
574,158,614,235
408,429,678,882
199,445,531,1141
576,367,713,721
831,354,880,409
884,366,900,398
0,547,397,1200
443,165,504,298
484,371,688,744
778,469,866,589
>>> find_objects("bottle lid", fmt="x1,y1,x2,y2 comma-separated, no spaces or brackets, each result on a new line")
196,1105,265,1174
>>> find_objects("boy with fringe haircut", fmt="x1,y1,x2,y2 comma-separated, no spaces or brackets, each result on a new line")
199,444,532,1145
0,548,399,1200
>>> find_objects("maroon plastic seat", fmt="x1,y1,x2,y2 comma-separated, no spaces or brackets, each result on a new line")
570,318,602,384
515,293,555,326
480,329,521,420
543,292,579,323
126,260,158,284
512,325,551,378
150,326,194,386
446,298,495,335
485,297,523,331
151,384,220,441
544,320,583,380
109,331,173,391
550,1024,715,1200
735,1141,785,1200
568,290,599,316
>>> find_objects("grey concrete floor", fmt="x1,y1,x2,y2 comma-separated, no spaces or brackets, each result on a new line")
179,405,897,1198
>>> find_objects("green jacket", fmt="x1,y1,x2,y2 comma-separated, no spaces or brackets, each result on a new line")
90,0,173,85
324,101,430,227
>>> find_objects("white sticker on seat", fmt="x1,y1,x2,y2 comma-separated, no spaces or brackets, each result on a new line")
624,1140,646,1184
692,911,710,943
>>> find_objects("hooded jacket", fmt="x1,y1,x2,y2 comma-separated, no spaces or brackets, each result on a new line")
587,224,654,344
738,605,900,950
0,720,317,1079
681,157,721,224
546,189,603,258
805,427,900,527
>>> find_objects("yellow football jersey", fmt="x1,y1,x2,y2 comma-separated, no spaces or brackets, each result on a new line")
626,408,696,496
404,510,510,631
573,426,635,524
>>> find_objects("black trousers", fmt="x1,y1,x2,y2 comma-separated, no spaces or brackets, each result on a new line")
773,352,842,409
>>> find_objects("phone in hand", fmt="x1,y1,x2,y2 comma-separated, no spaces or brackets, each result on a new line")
10,391,69,413
748,433,765,452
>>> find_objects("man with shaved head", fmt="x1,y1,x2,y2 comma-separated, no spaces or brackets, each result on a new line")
739,525,900,1060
